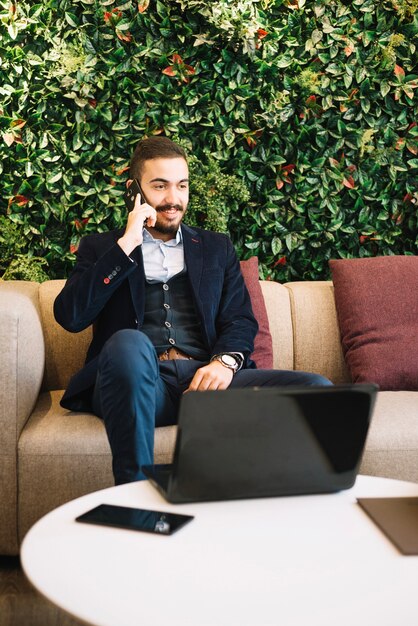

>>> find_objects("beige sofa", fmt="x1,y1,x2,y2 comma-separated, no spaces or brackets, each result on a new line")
1,279,417,555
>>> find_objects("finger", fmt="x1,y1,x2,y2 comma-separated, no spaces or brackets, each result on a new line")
207,379,221,391
145,210,157,227
184,371,204,393
141,205,157,227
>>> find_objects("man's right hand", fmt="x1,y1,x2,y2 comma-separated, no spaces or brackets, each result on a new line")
117,193,157,256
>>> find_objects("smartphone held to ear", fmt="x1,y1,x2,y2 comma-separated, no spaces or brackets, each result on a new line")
124,179,142,212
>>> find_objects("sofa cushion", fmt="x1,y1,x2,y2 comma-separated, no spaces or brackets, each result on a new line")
359,391,418,482
329,256,418,390
18,390,177,541
240,257,273,369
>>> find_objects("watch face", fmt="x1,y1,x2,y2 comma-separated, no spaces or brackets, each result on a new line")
222,354,237,367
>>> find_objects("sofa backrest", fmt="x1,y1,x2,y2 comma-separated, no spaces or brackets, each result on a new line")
283,281,350,384
39,280,92,391
37,278,350,391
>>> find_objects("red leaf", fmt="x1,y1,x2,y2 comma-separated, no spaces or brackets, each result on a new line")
329,158,339,167
395,137,405,150
11,194,29,206
359,235,368,244
172,54,183,65
346,164,357,172
104,8,122,23
11,119,26,129
344,43,354,56
282,164,295,173
342,176,355,189
184,64,195,76
273,256,287,267
116,30,132,42
394,64,405,79
256,29,268,40
70,244,78,254
116,165,130,176
406,142,418,155
275,179,284,190
162,66,176,76
246,136,257,149
138,0,149,12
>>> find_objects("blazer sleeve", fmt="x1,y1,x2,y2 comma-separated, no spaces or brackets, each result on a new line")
54,234,137,333
211,237,258,364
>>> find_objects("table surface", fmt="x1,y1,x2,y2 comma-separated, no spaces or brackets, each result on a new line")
21,476,418,626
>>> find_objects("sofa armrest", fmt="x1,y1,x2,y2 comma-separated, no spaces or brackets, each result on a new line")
0,281,44,554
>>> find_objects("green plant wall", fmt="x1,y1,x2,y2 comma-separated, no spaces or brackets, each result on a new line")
1,0,417,281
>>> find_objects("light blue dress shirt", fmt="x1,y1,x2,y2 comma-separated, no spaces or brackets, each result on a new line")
142,227,185,283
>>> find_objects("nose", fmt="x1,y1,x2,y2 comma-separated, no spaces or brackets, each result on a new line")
163,185,179,206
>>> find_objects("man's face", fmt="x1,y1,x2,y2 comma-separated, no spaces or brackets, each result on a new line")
140,157,189,239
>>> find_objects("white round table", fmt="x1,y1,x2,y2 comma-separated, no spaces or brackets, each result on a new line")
21,476,418,626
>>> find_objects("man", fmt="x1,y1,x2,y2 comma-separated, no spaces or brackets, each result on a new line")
54,136,331,485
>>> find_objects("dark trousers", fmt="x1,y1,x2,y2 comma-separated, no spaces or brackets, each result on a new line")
92,330,332,485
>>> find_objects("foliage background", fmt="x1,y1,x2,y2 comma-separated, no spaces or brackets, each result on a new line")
1,0,417,281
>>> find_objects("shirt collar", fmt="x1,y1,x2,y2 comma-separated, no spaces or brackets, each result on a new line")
142,226,183,246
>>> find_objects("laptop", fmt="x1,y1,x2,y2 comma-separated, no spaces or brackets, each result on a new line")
142,384,377,503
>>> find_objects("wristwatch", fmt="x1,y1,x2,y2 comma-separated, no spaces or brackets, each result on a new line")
210,353,242,374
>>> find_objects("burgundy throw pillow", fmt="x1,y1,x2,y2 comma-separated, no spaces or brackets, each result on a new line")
240,257,274,369
329,256,418,390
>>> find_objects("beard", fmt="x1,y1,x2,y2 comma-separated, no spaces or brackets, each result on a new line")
153,203,186,236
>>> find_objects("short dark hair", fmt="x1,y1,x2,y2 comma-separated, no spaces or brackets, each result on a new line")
129,136,187,180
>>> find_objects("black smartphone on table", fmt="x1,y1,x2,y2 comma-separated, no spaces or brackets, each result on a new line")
123,178,143,212
76,504,194,535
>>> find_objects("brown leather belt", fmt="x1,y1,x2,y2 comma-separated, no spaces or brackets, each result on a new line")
158,347,193,361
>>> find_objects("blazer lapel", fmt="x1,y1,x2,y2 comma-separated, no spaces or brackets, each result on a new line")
127,245,146,324
183,224,203,300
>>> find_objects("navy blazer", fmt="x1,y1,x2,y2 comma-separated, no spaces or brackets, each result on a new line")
54,223,258,411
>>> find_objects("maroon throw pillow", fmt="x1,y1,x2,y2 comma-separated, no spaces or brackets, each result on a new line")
329,256,418,390
240,257,273,369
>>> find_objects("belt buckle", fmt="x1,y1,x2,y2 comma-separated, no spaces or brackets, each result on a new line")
159,350,170,361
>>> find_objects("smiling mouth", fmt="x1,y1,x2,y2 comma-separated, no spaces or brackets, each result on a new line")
157,206,183,217
157,204,183,211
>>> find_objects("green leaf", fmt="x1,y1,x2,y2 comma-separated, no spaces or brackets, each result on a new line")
271,237,282,255
224,128,235,146
65,13,79,27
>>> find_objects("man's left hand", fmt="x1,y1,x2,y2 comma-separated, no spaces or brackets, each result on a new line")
185,360,233,393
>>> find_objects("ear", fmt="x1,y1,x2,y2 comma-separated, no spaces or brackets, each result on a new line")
126,179,133,188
